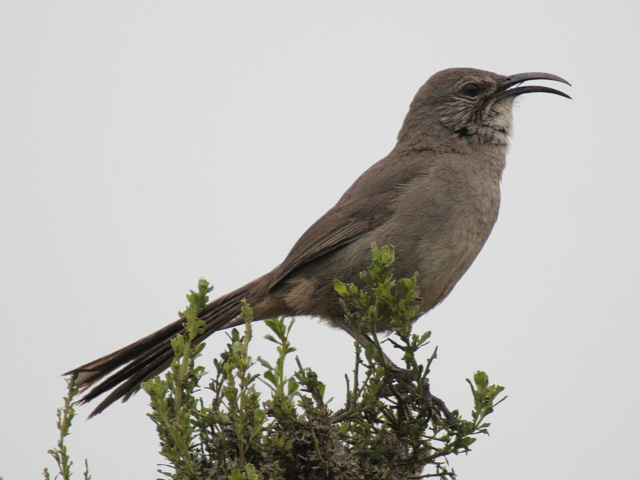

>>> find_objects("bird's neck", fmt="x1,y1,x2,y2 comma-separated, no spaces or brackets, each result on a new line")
396,105,513,159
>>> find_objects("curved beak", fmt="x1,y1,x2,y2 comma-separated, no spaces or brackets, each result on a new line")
494,72,572,101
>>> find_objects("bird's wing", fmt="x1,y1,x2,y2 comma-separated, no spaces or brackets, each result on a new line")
267,150,431,289
268,188,397,289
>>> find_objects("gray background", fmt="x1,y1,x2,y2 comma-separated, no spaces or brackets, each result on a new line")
2,1,639,479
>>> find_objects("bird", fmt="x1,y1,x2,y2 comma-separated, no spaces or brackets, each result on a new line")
67,67,570,417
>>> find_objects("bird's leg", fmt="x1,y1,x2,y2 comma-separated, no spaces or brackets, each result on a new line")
333,316,457,425
386,362,457,425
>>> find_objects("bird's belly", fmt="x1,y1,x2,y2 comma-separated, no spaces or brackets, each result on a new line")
412,208,497,311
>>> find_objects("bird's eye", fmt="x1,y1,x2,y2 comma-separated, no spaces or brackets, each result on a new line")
462,83,481,97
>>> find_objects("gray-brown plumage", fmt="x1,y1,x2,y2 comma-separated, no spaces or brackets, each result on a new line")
67,68,570,416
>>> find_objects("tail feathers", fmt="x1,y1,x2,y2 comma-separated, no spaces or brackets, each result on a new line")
69,317,185,388
67,287,249,417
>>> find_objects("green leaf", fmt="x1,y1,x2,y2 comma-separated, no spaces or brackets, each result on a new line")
334,279,348,296
258,358,273,370
474,371,489,390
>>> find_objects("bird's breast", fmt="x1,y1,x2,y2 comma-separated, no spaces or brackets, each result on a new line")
403,158,503,310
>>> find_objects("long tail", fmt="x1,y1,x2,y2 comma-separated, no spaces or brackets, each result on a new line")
67,283,257,417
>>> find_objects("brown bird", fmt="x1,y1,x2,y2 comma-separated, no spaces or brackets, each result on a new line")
67,68,570,416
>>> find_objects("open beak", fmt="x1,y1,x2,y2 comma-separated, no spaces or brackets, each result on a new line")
493,72,572,101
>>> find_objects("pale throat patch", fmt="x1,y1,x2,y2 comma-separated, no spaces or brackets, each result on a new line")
476,100,514,152
490,100,514,135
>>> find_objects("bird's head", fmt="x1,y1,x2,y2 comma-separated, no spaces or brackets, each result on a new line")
398,68,571,152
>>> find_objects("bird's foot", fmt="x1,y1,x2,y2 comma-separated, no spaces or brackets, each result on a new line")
387,364,458,426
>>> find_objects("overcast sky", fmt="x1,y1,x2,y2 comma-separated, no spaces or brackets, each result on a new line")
2,1,639,479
